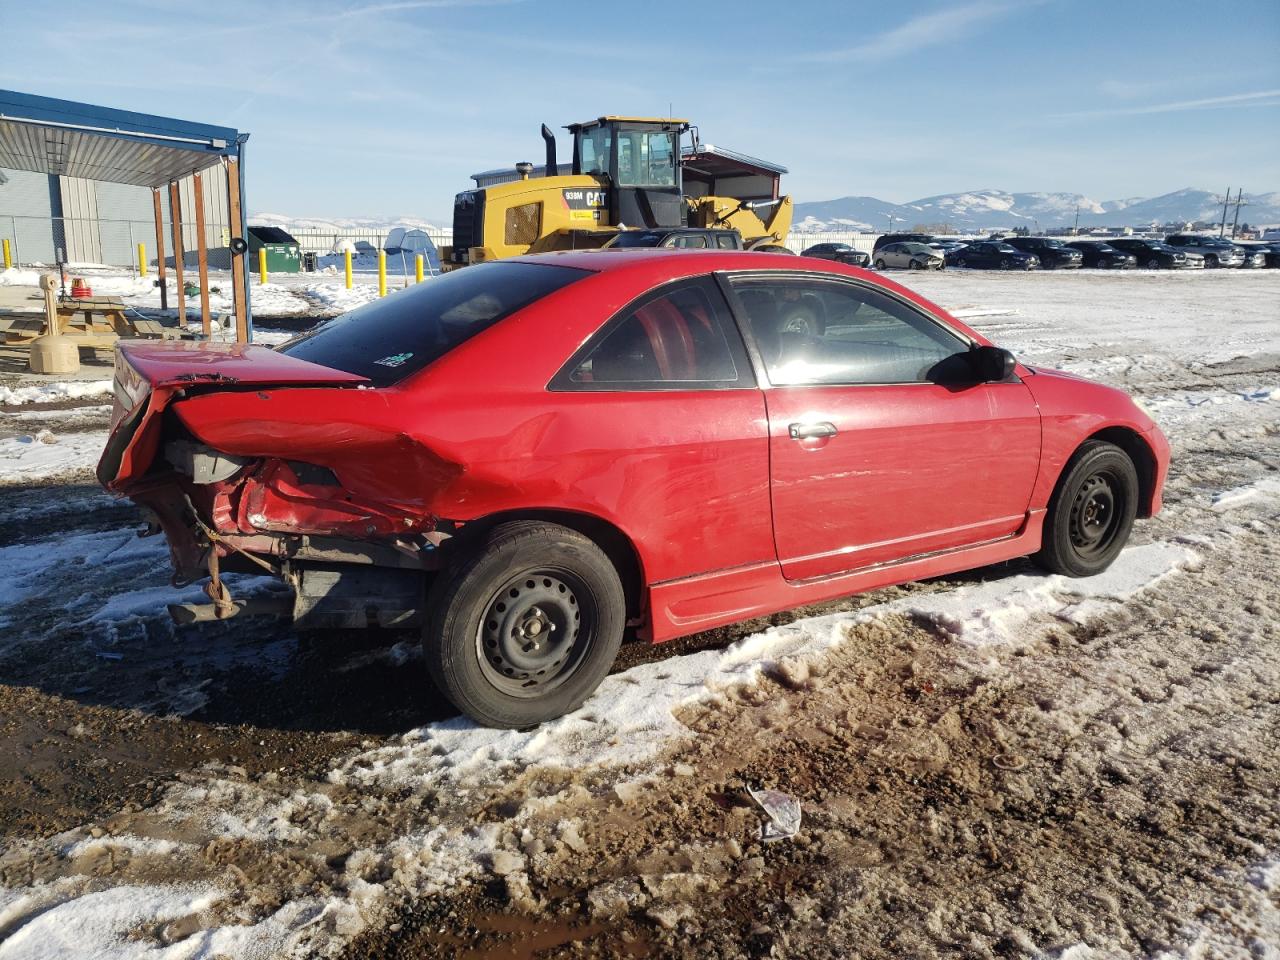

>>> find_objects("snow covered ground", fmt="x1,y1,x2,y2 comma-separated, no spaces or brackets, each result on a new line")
0,269,1276,958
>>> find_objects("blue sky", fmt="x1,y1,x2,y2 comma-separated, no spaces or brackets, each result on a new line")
2,0,1277,220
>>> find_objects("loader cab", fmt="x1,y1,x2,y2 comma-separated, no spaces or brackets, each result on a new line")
568,117,687,229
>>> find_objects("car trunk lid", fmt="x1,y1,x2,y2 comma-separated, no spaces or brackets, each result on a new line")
99,340,369,490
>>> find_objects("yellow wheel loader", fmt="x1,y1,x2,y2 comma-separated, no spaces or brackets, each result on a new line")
440,117,792,269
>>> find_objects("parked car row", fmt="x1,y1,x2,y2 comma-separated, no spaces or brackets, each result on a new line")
802,231,1280,271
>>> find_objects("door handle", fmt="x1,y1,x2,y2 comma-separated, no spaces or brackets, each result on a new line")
788,421,837,440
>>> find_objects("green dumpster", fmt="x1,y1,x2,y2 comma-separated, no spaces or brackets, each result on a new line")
247,226,302,274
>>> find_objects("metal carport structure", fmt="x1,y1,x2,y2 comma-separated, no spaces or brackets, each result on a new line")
0,89,253,341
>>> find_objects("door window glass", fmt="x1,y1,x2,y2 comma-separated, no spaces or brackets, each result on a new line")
729,277,972,386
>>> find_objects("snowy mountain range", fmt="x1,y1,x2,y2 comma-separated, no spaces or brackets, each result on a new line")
793,188,1280,233
248,213,444,233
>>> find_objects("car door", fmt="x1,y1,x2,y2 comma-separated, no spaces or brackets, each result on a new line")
724,273,1042,581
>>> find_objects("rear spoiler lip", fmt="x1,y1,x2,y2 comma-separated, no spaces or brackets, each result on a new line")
117,340,370,391
99,342,371,493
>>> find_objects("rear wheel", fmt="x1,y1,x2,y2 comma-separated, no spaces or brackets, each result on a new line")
1034,441,1138,577
1146,257,1160,269
424,521,625,728
956,258,968,268
874,258,886,270
1000,257,1011,269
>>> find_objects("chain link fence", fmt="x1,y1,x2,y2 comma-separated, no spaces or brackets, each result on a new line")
0,216,454,269
0,215,235,272
0,216,910,266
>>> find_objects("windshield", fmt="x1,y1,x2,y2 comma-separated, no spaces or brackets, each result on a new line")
279,262,588,386
1040,239,1064,248
615,128,678,187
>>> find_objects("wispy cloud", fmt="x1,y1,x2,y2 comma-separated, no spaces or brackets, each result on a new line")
1053,89,1280,119
792,1,1032,65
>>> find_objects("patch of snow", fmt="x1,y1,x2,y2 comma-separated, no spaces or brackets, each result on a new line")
62,836,192,860
0,429,108,483
0,381,113,406
1211,476,1280,512
0,883,223,960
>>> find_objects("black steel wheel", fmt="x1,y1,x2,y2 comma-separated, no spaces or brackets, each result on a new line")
476,569,590,697
1034,440,1139,577
424,521,625,727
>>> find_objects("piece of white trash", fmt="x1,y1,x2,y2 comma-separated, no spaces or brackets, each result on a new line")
748,787,802,842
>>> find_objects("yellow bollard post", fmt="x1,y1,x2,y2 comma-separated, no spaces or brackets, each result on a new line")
137,242,147,277
344,249,353,289
415,253,424,283
2,238,11,270
378,250,387,297
258,247,268,285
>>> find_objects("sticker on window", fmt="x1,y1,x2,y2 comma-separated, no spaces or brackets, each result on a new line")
373,352,413,368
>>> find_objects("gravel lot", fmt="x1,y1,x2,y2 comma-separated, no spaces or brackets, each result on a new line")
0,268,1276,959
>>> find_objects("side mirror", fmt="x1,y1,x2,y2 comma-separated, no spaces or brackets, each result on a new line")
972,345,1016,382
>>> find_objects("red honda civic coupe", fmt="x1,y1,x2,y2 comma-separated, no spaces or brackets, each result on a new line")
99,250,1169,728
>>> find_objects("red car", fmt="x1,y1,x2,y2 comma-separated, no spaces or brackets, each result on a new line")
99,251,1169,728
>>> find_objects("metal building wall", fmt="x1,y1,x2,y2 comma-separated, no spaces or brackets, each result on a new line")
58,176,103,262
0,167,56,262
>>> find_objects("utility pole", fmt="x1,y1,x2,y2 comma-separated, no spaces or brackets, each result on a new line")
1073,203,1080,235
1230,189,1248,239
1219,186,1232,237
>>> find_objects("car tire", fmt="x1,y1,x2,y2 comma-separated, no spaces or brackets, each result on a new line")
423,521,626,728
1034,440,1139,578
1205,255,1218,269
956,258,967,268
874,258,886,270
1146,258,1160,269
909,259,922,270
1000,257,1011,269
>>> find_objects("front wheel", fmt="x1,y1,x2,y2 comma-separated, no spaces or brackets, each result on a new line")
424,521,626,728
1000,257,1011,269
1034,440,1138,577
1146,257,1161,269
908,259,923,270
1205,255,1219,269
874,258,886,270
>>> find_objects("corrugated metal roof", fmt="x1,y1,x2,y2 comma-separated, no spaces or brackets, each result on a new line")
683,144,788,177
0,89,242,187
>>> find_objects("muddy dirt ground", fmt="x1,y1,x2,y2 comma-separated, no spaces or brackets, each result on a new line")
0,270,1276,958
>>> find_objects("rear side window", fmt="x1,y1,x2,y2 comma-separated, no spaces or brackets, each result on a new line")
552,277,752,390
279,262,587,386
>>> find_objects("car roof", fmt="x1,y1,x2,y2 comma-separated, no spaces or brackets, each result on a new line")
516,249,975,332
522,249,839,274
